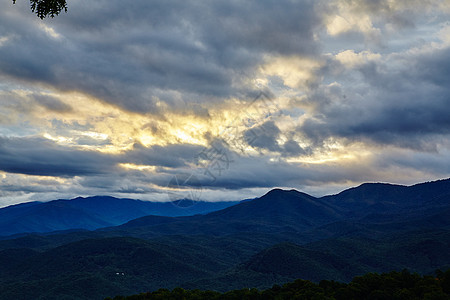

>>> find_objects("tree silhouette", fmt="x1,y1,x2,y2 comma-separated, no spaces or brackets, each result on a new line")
13,0,67,19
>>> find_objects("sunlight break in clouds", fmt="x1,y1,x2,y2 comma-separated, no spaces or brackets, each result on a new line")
0,0,449,205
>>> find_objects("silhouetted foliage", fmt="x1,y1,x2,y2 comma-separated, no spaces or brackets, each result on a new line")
12,0,67,19
106,269,450,300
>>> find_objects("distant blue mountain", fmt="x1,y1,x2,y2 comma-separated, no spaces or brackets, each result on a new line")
0,196,239,237
1,179,450,299
104,179,450,239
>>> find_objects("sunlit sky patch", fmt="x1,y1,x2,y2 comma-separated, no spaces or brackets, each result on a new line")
0,0,449,206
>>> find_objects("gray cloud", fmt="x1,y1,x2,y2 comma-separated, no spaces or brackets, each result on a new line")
244,120,282,152
283,139,309,156
299,43,450,152
0,136,117,176
32,94,73,113
243,120,310,157
0,0,321,113
0,135,208,177
154,151,399,191
124,142,204,168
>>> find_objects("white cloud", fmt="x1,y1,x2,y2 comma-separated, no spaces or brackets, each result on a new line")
38,24,62,39
260,55,323,89
0,36,11,47
335,50,381,68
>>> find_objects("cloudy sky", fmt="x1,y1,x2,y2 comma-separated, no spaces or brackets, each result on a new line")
0,0,450,206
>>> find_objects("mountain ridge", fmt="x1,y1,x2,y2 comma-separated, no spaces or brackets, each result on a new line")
0,196,240,237
1,178,450,299
99,178,450,239
2,178,450,238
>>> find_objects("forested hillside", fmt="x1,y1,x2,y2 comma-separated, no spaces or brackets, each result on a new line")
0,179,449,299
107,269,450,300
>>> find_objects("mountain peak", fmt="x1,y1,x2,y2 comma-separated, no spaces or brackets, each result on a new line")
264,188,295,195
357,182,403,188
201,187,340,231
262,188,313,200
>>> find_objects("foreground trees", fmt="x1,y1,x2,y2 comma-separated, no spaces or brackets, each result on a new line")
106,269,450,300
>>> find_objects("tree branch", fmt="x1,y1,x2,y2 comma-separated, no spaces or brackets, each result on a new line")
13,0,68,19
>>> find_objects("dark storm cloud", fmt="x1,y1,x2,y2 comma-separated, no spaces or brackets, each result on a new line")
0,0,320,113
0,136,117,176
374,150,450,176
244,120,282,152
414,46,450,88
124,143,204,168
299,44,450,152
0,180,61,193
151,152,383,191
244,121,311,157
0,135,205,177
283,139,310,156
31,94,73,113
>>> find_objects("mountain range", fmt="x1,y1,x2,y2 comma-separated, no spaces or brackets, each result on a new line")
0,196,239,237
0,178,449,299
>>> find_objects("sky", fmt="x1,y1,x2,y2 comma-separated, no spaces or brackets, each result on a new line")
0,0,450,206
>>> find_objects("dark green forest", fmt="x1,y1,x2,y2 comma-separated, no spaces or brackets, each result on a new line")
107,269,450,300
1,180,450,299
